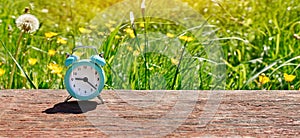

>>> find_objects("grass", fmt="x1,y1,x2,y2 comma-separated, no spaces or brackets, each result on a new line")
0,0,300,90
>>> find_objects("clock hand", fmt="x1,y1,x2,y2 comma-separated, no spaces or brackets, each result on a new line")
75,78,84,80
86,81,97,90
75,77,97,90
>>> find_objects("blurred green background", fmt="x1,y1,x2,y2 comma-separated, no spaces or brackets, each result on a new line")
1,0,300,90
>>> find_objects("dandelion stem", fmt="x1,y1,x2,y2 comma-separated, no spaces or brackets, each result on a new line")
171,41,188,90
9,31,23,88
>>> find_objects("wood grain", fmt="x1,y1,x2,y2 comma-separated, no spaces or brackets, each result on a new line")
0,90,299,137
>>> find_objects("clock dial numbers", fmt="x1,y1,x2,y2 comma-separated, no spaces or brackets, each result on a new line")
68,64,101,97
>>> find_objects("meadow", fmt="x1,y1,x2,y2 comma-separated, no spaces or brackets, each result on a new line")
0,0,299,90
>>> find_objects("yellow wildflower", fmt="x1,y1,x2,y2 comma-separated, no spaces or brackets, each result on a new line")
171,58,179,65
140,45,145,52
115,35,121,39
129,33,135,38
57,37,67,44
127,46,133,52
109,28,115,32
284,73,296,82
179,36,187,40
48,63,63,74
0,68,5,76
89,25,97,29
98,32,105,36
124,28,133,34
179,35,194,42
133,50,140,57
79,27,92,34
258,74,270,85
124,28,135,38
109,20,117,25
48,49,56,56
186,37,194,42
28,58,38,65
45,32,58,38
139,23,145,28
105,23,112,28
166,33,175,38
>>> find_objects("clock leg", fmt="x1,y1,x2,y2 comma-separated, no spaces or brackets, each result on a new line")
97,95,104,104
64,95,73,102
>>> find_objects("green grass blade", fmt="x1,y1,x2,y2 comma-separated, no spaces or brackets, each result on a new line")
243,61,278,88
270,56,300,75
0,40,37,89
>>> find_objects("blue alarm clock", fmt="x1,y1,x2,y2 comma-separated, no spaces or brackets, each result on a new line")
64,46,106,103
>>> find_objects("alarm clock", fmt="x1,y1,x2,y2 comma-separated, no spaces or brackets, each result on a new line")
64,46,106,103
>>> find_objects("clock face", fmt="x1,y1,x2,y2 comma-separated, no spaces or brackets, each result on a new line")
65,61,105,100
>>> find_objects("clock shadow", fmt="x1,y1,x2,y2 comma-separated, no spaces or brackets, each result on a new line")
43,101,98,114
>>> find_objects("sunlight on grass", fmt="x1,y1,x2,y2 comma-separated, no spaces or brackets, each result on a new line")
0,0,299,90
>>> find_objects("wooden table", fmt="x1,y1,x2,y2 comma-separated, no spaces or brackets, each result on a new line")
0,90,299,137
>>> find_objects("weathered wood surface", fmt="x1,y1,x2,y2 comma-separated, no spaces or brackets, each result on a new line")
0,90,299,137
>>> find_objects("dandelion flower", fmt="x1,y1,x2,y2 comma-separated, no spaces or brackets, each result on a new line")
124,28,135,38
98,32,105,36
57,37,67,44
179,35,194,42
186,37,194,42
48,49,56,56
124,28,134,34
45,32,58,38
171,58,179,65
140,45,145,52
48,63,63,74
284,73,296,82
126,46,133,51
109,28,115,32
115,35,121,39
0,68,5,76
139,23,145,28
105,23,112,28
109,20,117,25
89,25,97,29
79,27,92,34
15,13,39,33
258,74,270,85
28,58,38,65
179,36,187,40
166,33,175,38
133,50,140,57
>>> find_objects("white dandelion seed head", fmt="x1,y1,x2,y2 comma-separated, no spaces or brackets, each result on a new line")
15,13,39,33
